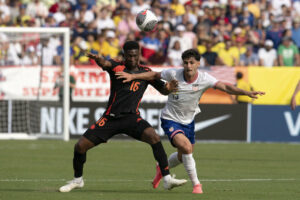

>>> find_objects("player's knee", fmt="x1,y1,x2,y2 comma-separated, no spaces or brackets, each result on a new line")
179,142,192,154
141,128,161,144
75,142,87,154
150,133,161,144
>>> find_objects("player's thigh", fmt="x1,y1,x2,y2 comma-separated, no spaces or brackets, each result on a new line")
83,116,118,146
172,134,193,154
122,115,159,144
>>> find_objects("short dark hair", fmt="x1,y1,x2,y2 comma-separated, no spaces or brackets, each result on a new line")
236,72,243,79
181,49,201,61
123,41,140,51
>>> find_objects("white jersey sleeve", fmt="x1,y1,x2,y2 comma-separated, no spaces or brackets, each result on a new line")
201,72,218,89
161,68,177,82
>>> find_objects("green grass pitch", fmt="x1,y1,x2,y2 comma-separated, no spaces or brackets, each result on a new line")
0,139,300,200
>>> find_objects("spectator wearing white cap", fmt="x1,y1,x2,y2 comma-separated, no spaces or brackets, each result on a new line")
168,25,193,52
258,40,278,67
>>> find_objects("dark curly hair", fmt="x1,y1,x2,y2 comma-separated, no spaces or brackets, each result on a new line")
181,49,201,61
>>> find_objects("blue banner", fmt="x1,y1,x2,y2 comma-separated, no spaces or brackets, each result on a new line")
251,105,300,142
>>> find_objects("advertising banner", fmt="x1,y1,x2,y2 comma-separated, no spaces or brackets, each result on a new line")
0,65,238,103
38,102,247,141
251,105,300,142
249,67,300,105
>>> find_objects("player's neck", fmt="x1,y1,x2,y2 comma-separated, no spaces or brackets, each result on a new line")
125,64,139,71
184,71,198,84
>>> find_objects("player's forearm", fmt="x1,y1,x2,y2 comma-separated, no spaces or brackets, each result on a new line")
95,56,111,68
132,72,160,81
219,83,250,96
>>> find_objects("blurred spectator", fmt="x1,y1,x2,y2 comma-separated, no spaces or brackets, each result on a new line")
131,0,150,15
37,38,60,66
235,71,254,104
96,7,115,34
218,39,240,67
292,17,300,50
20,46,39,65
117,8,139,46
71,36,89,65
170,0,185,16
167,40,182,66
74,2,94,25
141,31,160,60
202,42,224,66
258,40,278,67
49,0,72,14
169,25,192,52
278,37,300,66
7,40,22,65
183,22,198,49
54,67,76,103
157,29,169,56
2,0,300,67
0,0,10,25
101,30,120,59
266,18,284,49
239,45,259,66
148,48,167,65
26,0,48,26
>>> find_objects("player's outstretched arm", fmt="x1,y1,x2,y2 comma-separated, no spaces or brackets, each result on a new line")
116,71,161,82
215,81,265,99
86,52,112,69
291,80,300,110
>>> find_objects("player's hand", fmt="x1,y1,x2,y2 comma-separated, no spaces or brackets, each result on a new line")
247,91,265,99
165,79,178,93
85,52,99,60
291,97,297,110
115,71,134,83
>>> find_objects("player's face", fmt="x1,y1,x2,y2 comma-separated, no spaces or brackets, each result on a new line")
124,49,140,69
183,57,199,77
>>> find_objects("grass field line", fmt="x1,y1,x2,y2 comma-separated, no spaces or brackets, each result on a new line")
0,178,297,183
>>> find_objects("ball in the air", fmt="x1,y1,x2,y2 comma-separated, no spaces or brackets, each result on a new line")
136,9,158,32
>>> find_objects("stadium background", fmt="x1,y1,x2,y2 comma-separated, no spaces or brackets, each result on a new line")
0,0,300,141
0,1,300,199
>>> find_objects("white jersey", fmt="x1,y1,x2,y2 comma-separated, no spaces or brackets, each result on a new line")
161,68,218,124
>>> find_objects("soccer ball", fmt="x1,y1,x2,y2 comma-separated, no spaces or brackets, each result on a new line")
136,9,158,32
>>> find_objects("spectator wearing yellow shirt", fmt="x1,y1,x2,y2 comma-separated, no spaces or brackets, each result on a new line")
101,30,120,59
218,40,240,66
72,36,90,65
247,0,260,18
90,34,106,55
235,72,253,104
170,0,185,16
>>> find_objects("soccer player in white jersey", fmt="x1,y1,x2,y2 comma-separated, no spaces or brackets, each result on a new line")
116,49,265,194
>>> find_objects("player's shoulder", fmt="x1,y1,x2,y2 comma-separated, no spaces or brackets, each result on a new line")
197,69,217,82
138,64,152,72
109,59,126,72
